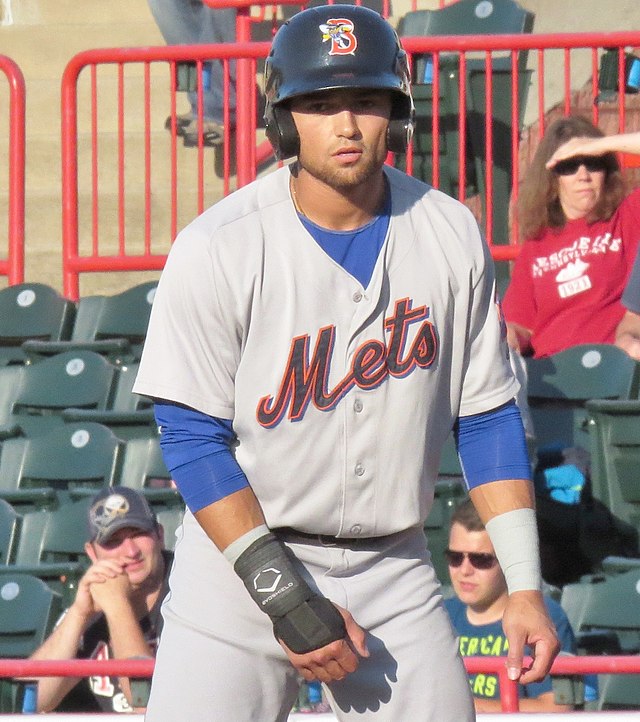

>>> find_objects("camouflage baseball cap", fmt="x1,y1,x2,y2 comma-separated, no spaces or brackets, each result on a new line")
88,486,158,544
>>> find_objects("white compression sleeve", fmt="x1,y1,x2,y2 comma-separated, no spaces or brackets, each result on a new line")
485,508,542,593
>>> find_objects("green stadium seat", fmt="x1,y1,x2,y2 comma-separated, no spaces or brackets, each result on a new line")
0,572,63,657
0,497,93,605
21,422,122,494
0,572,64,712
154,500,185,552
526,344,640,452
0,434,52,513
560,561,640,655
0,422,123,512
595,673,640,710
424,477,468,584
23,281,157,364
439,433,462,477
586,399,640,535
561,559,640,710
0,499,20,565
60,361,154,430
0,283,75,367
0,365,23,429
0,350,120,438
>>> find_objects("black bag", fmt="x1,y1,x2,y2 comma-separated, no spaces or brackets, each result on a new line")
536,480,639,587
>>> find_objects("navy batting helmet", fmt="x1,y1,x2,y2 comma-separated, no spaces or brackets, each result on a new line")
263,4,415,159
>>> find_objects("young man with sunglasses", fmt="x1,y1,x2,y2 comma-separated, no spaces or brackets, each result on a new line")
445,499,597,713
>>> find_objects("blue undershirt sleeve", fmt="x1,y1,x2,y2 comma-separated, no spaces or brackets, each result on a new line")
153,400,249,513
454,399,532,490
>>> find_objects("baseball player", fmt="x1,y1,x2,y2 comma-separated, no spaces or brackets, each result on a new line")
133,6,560,720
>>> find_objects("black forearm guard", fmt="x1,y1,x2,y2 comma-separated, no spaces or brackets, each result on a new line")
234,532,346,654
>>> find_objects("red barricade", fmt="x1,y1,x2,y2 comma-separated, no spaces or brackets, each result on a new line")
0,655,638,713
0,55,25,286
60,31,640,297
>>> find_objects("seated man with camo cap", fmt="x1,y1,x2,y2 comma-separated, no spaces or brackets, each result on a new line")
29,486,171,713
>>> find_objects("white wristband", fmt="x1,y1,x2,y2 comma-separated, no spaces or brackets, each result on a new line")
485,508,541,593
222,524,270,565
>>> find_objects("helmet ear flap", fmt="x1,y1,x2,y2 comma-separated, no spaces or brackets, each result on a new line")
387,116,415,154
265,105,300,160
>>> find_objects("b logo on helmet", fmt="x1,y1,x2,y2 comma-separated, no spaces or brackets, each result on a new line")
319,19,357,56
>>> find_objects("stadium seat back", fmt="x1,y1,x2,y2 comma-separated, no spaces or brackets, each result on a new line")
155,503,185,552
0,366,26,428
0,499,20,565
111,362,153,413
21,282,158,365
0,434,62,514
0,284,75,366
69,281,158,361
397,0,533,37
0,573,63,658
526,345,639,450
5,498,93,605
439,433,462,476
424,478,468,583
587,399,640,533
19,422,123,494
119,434,170,488
12,350,118,419
596,673,640,710
560,565,640,654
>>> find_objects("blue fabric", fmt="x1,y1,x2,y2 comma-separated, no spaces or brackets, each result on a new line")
298,193,390,288
542,464,585,505
154,401,249,513
455,400,532,489
444,595,598,702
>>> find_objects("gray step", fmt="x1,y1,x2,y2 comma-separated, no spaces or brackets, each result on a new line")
0,24,164,80
10,0,160,26
19,135,227,192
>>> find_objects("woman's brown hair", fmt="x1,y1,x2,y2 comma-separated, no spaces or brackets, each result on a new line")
517,115,625,240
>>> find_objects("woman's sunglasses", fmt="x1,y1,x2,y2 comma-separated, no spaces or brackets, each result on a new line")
444,548,498,570
552,155,609,176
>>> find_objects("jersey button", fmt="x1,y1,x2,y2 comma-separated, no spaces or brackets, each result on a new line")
354,399,363,413
354,463,365,477
352,291,363,303
350,524,362,535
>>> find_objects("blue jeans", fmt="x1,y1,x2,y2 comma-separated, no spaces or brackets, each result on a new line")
147,0,236,124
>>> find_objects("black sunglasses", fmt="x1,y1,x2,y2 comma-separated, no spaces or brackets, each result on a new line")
445,548,498,570
552,155,609,176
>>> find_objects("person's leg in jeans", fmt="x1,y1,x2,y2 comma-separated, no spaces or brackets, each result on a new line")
147,0,236,144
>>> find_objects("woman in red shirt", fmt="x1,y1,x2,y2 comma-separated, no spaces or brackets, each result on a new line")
503,117,640,358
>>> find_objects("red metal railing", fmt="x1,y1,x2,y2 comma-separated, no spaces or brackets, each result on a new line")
60,32,640,297
0,655,638,713
0,55,25,286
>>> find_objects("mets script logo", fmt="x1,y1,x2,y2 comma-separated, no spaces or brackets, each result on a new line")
319,18,358,55
257,298,437,427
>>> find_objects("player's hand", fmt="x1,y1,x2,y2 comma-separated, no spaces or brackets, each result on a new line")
279,604,369,683
501,590,560,685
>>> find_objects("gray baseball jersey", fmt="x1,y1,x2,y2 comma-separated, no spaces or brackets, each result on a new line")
135,163,515,721
134,164,517,536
